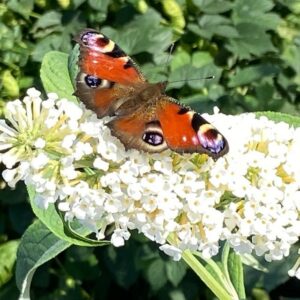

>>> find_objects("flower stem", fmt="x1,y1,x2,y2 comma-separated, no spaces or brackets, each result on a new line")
221,243,244,299
182,250,234,300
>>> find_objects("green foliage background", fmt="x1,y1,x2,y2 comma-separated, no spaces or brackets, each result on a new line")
1,0,300,299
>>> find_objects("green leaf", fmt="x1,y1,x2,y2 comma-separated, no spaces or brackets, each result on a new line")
181,94,211,109
193,0,233,13
169,289,186,300
15,220,71,298
244,245,300,293
256,111,300,127
226,23,276,59
227,251,246,299
190,64,221,89
72,0,86,8
281,44,300,76
191,51,213,68
255,82,275,102
88,0,110,11
228,64,280,87
68,44,80,88
7,0,34,19
263,253,297,292
182,250,233,300
278,0,300,13
102,9,173,55
2,70,19,97
166,260,187,287
236,0,274,12
243,95,262,111
208,84,225,101
170,50,191,71
251,288,270,300
40,51,77,102
19,76,34,89
232,0,280,30
212,25,240,38
220,243,245,300
241,12,280,31
32,11,62,32
28,187,109,247
31,35,61,62
144,258,167,291
142,62,168,83
172,63,221,90
198,14,233,27
190,15,238,39
0,240,19,287
240,254,268,273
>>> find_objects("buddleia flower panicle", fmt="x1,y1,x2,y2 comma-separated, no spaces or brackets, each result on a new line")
1,89,299,278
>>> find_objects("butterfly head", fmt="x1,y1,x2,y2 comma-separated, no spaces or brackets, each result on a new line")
158,81,168,93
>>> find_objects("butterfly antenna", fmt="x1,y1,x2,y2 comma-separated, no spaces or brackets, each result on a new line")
159,43,175,92
163,43,175,80
163,43,215,86
168,75,215,85
165,43,175,68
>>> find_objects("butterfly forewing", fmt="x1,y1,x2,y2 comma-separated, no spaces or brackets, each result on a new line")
156,99,228,159
74,29,145,117
75,29,144,84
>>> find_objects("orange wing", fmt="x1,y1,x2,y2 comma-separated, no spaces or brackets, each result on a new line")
107,97,228,159
74,29,145,117
157,100,228,158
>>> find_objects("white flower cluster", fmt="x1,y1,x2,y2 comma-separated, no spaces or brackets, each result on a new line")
0,89,299,274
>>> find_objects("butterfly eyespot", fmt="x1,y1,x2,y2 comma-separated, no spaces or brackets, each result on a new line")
198,127,226,154
142,131,164,146
97,36,110,48
84,75,102,88
81,32,95,45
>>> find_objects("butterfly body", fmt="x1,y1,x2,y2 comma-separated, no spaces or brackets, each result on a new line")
75,29,229,159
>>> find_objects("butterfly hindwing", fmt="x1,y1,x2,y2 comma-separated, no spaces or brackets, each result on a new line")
107,88,168,153
108,96,228,159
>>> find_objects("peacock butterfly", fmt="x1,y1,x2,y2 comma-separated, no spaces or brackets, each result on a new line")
74,29,229,160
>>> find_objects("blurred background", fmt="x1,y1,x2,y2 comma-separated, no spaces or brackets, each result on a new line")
0,0,300,299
